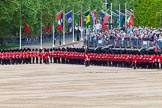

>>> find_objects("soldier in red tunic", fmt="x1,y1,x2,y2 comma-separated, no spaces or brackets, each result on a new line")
35,49,39,64
38,49,43,64
85,53,90,67
49,48,53,63
133,54,137,69
31,49,35,64
160,53,162,69
0,50,2,64
43,49,50,64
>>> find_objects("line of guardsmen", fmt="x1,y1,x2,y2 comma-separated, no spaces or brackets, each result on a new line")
0,47,162,69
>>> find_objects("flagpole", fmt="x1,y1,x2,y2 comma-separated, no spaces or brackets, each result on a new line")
52,1,55,48
95,9,97,34
40,10,43,49
63,6,65,45
72,8,75,42
19,3,22,49
125,3,127,27
119,4,120,29
111,3,113,29
52,20,55,47
81,5,83,40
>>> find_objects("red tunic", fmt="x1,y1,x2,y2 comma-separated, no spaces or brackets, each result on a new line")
44,52,49,59
133,55,137,63
0,52,2,59
160,55,162,63
38,52,43,59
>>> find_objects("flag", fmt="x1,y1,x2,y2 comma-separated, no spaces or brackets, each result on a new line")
84,11,91,26
66,11,73,29
56,11,63,31
79,12,82,27
91,10,97,25
100,11,105,23
44,21,52,33
24,21,30,33
74,14,79,25
126,11,134,27
100,10,109,30
103,15,109,24
111,11,119,27
126,14,130,26
120,15,125,28
129,12,134,26
116,10,125,28
102,15,109,30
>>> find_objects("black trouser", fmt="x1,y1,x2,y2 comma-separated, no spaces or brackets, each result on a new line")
1,59,4,65
17,58,21,64
32,57,35,64
133,62,137,69
5,58,10,65
43,58,49,64
53,57,57,63
22,58,25,64
29,58,31,64
36,57,38,64
85,61,89,67
62,58,65,64
155,62,159,69
40,58,42,64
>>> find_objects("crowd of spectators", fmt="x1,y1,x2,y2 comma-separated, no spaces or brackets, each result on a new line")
87,27,162,48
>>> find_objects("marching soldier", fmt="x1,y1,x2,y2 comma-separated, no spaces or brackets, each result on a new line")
44,49,50,64
49,48,53,63
31,49,35,64
85,53,90,67
38,49,43,64
0,50,2,64
133,54,137,69
35,49,39,64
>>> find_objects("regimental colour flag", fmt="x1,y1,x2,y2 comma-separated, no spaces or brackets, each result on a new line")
66,11,73,29
44,22,52,33
56,11,63,31
91,10,97,25
24,21,30,34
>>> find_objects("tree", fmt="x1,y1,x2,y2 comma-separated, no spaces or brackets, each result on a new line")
0,0,20,46
134,0,162,27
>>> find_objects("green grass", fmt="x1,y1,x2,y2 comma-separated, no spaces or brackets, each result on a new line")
0,43,19,50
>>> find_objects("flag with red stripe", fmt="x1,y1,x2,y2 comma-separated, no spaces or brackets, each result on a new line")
91,10,97,25
56,11,63,31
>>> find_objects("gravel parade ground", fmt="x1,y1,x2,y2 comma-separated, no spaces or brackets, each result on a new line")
0,64,162,108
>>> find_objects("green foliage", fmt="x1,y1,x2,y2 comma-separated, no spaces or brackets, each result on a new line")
0,0,103,38
134,0,162,28
0,0,20,35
